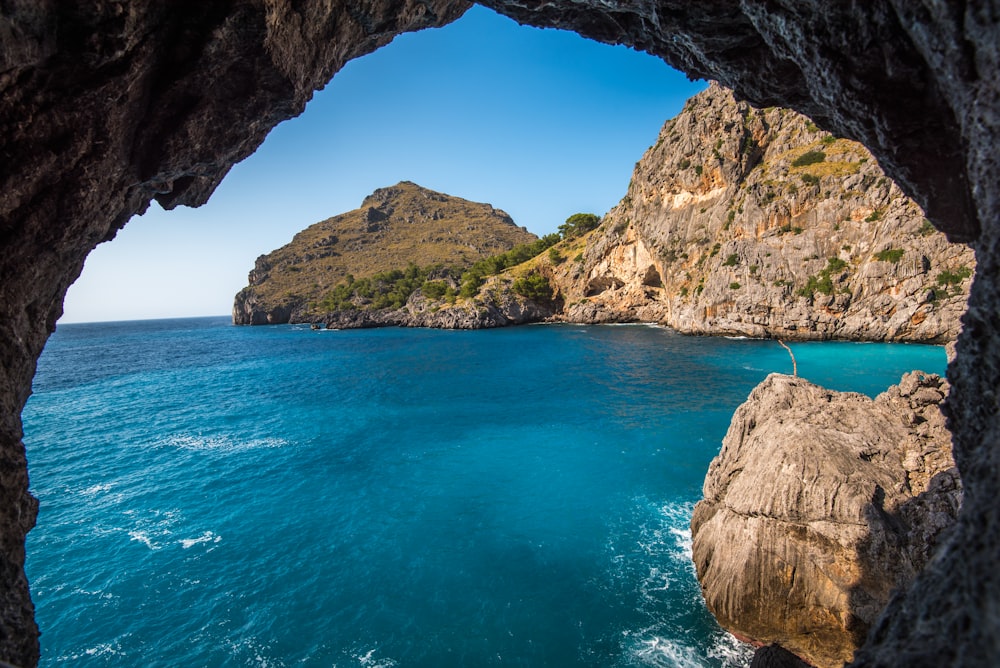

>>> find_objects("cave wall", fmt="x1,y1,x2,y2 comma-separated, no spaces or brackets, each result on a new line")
1,1,997,666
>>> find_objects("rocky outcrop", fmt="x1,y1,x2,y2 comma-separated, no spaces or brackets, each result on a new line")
692,372,960,668
319,288,554,329
233,181,536,325
554,84,974,342
1,3,999,667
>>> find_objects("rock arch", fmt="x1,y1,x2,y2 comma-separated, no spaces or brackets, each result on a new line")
1,2,996,666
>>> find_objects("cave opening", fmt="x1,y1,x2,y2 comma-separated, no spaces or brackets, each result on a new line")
2,3,997,667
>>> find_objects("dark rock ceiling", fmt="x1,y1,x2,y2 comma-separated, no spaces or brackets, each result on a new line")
1,2,997,666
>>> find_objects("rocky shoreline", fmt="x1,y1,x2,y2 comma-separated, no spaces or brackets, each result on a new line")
692,372,960,667
264,85,973,345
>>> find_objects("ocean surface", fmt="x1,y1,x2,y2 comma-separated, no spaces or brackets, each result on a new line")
23,317,947,667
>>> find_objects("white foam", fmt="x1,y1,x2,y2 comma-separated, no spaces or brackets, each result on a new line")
81,482,113,496
630,636,705,668
355,647,398,667
128,530,158,550
180,531,222,549
56,634,130,662
223,636,286,668
705,632,756,666
164,434,288,454
73,587,114,600
669,527,693,563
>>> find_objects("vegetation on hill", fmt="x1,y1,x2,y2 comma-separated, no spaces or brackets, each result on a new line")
232,182,538,324
312,210,599,312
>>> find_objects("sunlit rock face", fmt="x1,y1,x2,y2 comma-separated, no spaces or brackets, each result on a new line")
556,83,974,341
1,2,998,666
691,372,960,668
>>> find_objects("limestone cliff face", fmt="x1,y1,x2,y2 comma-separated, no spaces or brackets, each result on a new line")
691,372,960,668
559,85,973,342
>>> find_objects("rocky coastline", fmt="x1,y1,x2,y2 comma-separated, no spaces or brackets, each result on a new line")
265,85,972,345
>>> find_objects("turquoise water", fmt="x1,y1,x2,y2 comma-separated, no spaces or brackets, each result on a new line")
23,318,947,667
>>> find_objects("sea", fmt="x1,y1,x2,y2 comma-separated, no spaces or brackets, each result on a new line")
22,316,948,667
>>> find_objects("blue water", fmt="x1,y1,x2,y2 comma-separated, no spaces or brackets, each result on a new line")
23,317,947,667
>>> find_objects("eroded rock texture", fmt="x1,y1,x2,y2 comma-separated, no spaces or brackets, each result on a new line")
556,83,973,340
691,372,960,668
1,2,998,667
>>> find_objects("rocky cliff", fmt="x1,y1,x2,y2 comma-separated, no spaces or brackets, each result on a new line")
692,372,960,668
1,3,999,667
232,181,536,324
553,84,973,341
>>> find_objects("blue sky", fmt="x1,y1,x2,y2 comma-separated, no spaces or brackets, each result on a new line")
60,6,706,323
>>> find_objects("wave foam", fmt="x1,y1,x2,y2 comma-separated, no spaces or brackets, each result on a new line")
628,631,754,668
58,637,129,662
180,531,222,549
164,434,288,454
630,635,706,668
81,483,113,496
355,647,398,668
128,530,159,550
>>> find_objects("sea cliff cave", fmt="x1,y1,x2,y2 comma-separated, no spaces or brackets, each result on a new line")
1,2,997,666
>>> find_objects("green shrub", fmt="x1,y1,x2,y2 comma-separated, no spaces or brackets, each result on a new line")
558,213,601,240
800,173,820,186
865,209,883,222
512,272,553,302
797,257,851,298
722,253,739,267
421,280,449,300
820,135,836,145
548,248,564,264
826,257,848,272
729,282,741,290
678,158,691,170
797,273,834,297
694,164,703,176
792,150,826,167
874,248,904,263
459,272,484,298
937,266,973,286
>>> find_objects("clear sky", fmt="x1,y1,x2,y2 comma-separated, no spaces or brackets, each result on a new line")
60,5,706,324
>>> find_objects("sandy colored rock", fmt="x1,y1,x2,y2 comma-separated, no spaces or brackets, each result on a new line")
555,84,974,342
692,372,960,668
